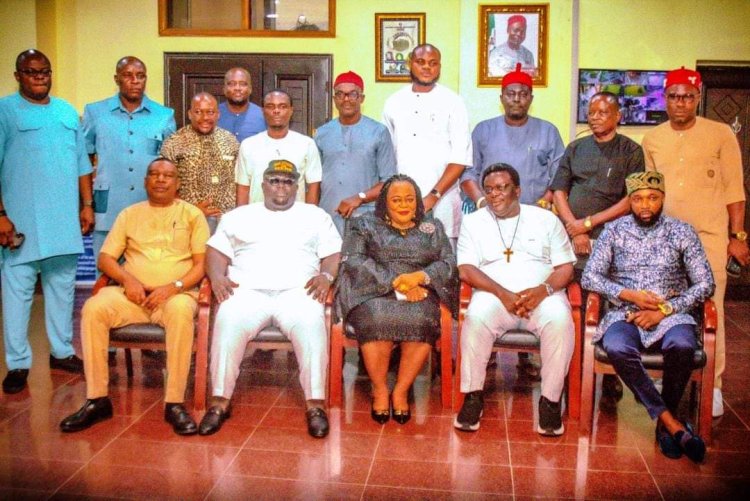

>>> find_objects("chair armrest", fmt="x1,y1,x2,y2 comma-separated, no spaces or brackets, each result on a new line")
197,277,212,306
459,282,473,308
92,274,112,295
325,287,335,306
585,292,601,327
702,298,717,338
566,282,582,309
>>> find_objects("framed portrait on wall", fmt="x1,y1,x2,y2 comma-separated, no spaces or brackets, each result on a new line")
478,4,548,87
375,13,426,82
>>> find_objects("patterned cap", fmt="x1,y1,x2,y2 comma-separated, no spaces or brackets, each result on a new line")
626,171,665,195
664,66,702,90
264,159,300,180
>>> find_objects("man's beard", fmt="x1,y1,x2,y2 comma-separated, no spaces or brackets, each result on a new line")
410,70,439,87
633,207,663,227
226,96,248,107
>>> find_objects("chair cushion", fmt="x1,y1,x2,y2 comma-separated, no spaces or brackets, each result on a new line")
494,329,539,349
254,326,288,343
594,344,706,370
110,323,166,344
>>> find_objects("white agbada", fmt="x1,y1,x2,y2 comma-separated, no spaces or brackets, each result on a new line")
235,130,323,203
382,83,472,238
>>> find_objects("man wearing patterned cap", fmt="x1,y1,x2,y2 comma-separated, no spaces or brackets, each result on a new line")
160,92,239,233
583,171,714,462
642,66,748,417
488,15,535,77
461,62,565,379
315,71,397,235
201,159,341,438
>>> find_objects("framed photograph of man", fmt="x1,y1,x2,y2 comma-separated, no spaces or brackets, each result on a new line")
478,4,548,87
375,13,426,82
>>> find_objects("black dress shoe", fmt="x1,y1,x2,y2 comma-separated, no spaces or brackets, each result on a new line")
198,405,231,435
49,354,84,373
2,369,29,394
306,407,329,438
371,399,390,425
60,397,113,432
165,403,198,435
392,406,411,425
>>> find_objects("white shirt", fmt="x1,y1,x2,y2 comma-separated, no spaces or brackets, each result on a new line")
382,84,472,238
208,202,341,290
235,130,323,203
457,205,576,293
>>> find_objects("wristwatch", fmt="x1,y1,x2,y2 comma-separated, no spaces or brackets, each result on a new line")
429,188,442,199
730,231,748,242
542,282,554,296
583,216,593,230
658,301,674,316
321,271,335,283
174,280,184,291
357,192,367,201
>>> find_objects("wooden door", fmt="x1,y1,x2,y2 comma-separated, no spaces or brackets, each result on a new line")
699,64,750,296
164,52,332,136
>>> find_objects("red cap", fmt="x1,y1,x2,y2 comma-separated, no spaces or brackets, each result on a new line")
664,66,701,90
502,63,533,89
507,14,526,28
334,71,364,91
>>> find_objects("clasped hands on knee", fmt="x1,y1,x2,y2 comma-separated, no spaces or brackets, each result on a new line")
122,275,181,310
619,288,667,329
392,271,429,302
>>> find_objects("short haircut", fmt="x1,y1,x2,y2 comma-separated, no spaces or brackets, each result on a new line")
263,88,292,106
481,163,520,188
224,67,251,85
115,56,146,74
409,43,441,61
590,91,620,111
16,49,50,71
374,174,426,225
191,91,218,107
146,157,177,175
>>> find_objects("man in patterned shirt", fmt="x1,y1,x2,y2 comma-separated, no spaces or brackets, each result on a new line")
582,171,714,463
161,92,239,233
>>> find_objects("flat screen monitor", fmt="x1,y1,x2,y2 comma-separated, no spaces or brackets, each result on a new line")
577,69,668,126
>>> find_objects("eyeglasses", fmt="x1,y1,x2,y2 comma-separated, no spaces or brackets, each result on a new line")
666,93,697,103
334,90,361,101
266,177,295,186
483,184,515,195
19,68,52,77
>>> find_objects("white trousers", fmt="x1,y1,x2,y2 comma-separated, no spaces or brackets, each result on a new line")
460,290,574,402
211,287,328,401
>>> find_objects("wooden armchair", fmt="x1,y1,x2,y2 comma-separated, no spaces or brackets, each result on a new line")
453,281,583,420
580,292,717,444
91,274,211,412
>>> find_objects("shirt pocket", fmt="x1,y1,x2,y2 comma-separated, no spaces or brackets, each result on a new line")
93,181,109,214
171,223,191,252
520,237,550,263
145,133,164,156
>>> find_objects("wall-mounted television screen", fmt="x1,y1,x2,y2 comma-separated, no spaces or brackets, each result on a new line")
577,69,668,126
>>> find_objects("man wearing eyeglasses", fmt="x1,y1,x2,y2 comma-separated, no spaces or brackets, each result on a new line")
201,159,341,438
83,56,176,263
236,89,322,207
314,71,397,235
642,66,748,418
0,49,94,394
217,67,266,143
161,92,239,233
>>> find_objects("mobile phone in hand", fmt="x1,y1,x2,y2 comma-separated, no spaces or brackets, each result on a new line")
727,256,743,278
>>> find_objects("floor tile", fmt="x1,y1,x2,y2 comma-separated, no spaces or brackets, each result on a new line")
245,426,380,458
225,448,372,483
509,441,647,472
0,456,84,490
206,476,365,500
654,473,750,501
363,485,513,500
512,467,661,499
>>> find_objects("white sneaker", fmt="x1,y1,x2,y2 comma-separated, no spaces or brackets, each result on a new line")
712,387,724,417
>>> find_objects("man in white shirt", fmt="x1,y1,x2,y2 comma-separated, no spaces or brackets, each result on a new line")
454,164,576,436
235,89,322,206
201,159,341,438
382,44,472,241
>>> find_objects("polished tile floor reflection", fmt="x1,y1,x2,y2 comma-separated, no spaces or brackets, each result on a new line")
0,290,749,499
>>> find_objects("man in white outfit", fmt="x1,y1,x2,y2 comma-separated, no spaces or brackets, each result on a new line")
382,44,472,243
454,164,576,436
200,159,341,438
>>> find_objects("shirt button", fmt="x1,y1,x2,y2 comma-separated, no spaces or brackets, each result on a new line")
128,131,133,135
413,133,417,136
129,167,134,172
130,186,134,191
129,149,133,154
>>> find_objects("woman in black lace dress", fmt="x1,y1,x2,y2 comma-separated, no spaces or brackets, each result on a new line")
337,175,458,424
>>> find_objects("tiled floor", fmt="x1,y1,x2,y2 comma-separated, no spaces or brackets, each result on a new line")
0,290,749,500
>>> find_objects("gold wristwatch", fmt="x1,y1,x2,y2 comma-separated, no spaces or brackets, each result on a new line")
583,216,593,230
730,231,748,242
658,301,674,316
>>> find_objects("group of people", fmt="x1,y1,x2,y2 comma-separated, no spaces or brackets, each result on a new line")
0,44,746,463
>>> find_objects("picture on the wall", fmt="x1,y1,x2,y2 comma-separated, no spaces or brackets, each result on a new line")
375,13,426,82
478,4,548,87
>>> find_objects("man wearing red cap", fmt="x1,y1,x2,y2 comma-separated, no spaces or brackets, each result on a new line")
642,66,748,417
461,62,565,379
315,71,396,235
382,44,472,243
489,14,535,77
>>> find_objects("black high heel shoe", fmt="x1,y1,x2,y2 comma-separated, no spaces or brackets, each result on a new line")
391,396,411,425
371,399,390,424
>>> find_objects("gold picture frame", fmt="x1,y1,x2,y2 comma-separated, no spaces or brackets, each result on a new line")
375,13,426,82
478,4,549,87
